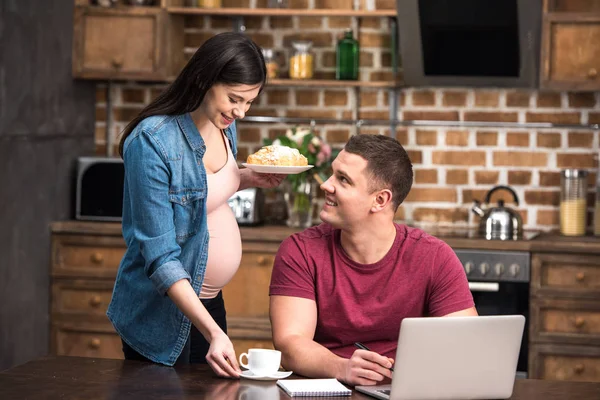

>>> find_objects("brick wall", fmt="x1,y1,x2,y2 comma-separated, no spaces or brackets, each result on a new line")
93,4,600,233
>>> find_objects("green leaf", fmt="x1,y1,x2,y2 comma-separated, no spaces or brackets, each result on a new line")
277,136,296,148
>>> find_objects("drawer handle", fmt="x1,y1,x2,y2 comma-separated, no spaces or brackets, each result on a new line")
588,68,598,79
111,57,124,69
574,317,586,328
90,252,104,264
575,272,585,282
574,364,585,374
257,256,269,266
89,338,101,349
89,296,102,307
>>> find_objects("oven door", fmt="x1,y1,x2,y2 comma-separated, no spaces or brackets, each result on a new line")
469,281,529,378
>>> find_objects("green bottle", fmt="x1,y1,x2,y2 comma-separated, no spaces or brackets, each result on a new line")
336,29,359,80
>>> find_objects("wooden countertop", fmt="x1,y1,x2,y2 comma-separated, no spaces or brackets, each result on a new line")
1,356,599,400
50,221,600,254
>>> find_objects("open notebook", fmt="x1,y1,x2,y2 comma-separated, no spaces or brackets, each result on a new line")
277,379,352,397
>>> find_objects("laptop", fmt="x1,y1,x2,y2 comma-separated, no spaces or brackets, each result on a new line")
355,315,525,400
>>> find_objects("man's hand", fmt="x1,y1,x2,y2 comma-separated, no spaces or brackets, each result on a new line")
341,349,394,386
205,331,242,379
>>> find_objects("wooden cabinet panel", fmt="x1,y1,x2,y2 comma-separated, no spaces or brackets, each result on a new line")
222,251,274,318
52,234,125,279
53,324,122,360
52,280,114,319
532,298,600,345
541,17,600,90
530,344,600,382
531,253,600,299
72,7,183,81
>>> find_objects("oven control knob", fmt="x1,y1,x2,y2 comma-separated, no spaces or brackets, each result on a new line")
494,263,505,276
464,262,474,275
509,263,521,277
479,262,490,275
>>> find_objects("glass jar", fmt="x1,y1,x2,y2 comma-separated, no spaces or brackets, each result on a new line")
560,169,588,236
198,0,221,8
289,41,314,79
262,48,279,79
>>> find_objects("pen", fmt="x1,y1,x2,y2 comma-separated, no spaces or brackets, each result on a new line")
354,342,394,372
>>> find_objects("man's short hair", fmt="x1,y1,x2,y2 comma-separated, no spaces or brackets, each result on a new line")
344,134,413,210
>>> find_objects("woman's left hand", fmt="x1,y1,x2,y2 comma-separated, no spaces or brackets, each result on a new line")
252,172,286,189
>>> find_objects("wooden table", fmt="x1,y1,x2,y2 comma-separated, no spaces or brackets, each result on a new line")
1,356,599,399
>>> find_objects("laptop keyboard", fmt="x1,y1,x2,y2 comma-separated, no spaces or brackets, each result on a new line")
377,389,392,395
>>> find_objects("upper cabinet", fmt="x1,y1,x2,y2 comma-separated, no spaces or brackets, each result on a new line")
540,0,600,91
72,1,184,81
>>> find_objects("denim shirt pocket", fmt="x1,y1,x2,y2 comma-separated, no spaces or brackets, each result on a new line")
168,188,206,241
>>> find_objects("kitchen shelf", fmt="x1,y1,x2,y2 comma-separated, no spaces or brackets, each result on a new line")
167,7,397,18
267,78,402,88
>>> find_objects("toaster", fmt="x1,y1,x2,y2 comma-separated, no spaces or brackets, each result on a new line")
228,188,264,225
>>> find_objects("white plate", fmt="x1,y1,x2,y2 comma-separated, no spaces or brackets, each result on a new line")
240,370,293,381
242,163,314,175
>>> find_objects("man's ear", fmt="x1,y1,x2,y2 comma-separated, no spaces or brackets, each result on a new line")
371,189,393,212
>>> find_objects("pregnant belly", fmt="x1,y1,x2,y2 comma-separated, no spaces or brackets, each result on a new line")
200,204,242,299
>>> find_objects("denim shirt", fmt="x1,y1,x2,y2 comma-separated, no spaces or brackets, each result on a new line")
107,113,238,366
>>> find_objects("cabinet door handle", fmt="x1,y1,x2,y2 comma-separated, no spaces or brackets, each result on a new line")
89,296,102,307
574,363,585,374
111,57,124,69
575,272,585,282
90,252,104,264
89,338,101,349
588,68,598,79
257,256,268,266
574,317,586,328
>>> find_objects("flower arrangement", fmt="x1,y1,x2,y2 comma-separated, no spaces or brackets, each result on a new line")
263,126,337,227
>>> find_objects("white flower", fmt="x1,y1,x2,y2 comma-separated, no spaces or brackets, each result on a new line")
310,136,321,147
272,138,282,146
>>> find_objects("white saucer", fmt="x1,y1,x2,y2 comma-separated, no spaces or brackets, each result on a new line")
241,163,314,174
240,370,293,381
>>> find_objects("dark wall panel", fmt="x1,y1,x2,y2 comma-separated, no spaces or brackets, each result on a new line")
0,0,96,370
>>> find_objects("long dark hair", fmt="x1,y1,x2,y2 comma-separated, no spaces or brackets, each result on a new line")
118,32,267,157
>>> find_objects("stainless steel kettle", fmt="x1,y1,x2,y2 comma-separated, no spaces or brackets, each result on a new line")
471,185,523,240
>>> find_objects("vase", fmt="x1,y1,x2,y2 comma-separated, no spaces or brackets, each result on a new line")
283,178,318,228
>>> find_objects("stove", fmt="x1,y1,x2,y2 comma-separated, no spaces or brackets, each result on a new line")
422,228,535,378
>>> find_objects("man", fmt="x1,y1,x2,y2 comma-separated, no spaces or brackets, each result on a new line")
269,134,477,386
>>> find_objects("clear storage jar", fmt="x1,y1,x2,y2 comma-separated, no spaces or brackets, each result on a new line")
289,41,314,79
560,169,588,236
262,48,279,79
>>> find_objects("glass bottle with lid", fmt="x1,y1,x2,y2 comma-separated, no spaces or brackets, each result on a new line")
262,48,279,79
560,169,588,236
289,41,314,79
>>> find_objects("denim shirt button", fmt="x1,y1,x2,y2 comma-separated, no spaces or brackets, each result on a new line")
182,196,187,203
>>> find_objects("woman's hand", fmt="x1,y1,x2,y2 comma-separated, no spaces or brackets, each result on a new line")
205,331,242,379
238,168,286,191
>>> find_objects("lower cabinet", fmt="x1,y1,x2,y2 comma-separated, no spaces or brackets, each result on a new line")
530,252,600,382
50,222,284,361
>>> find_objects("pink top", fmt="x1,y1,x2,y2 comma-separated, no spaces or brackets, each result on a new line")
200,135,242,299
269,223,474,360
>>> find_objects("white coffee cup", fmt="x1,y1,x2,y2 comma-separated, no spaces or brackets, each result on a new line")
238,348,281,376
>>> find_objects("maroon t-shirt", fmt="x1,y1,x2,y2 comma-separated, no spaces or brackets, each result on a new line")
269,223,474,360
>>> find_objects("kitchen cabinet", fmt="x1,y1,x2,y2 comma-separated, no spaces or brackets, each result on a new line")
529,251,600,381
72,2,184,81
50,222,600,382
50,223,126,359
540,0,600,91
49,222,293,359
